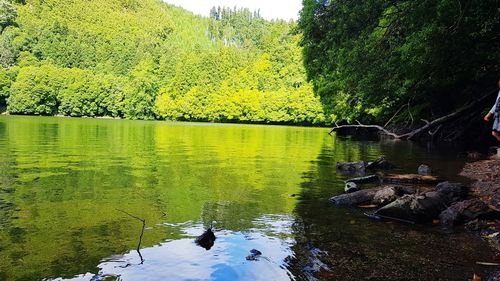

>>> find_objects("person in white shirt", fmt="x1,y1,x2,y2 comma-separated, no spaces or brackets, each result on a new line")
483,78,500,141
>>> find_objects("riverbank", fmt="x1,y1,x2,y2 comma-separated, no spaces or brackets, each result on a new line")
459,156,500,252
326,151,500,280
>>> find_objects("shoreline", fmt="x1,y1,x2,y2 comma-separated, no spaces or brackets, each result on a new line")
459,156,500,252
0,112,331,129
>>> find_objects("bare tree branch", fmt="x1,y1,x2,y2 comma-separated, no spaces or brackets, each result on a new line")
329,89,498,140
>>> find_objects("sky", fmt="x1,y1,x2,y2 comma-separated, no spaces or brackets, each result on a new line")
162,0,303,21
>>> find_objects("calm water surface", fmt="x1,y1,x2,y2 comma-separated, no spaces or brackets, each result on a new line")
0,116,496,281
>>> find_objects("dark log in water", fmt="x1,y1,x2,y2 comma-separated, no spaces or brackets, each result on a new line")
365,156,394,170
330,187,383,206
374,182,467,223
382,174,440,185
345,175,380,185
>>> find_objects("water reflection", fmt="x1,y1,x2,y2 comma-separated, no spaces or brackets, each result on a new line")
48,216,295,281
0,116,324,281
0,116,496,281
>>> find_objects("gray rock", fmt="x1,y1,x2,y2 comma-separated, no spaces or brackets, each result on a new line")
301,246,332,279
372,186,416,206
435,181,467,205
344,182,359,193
439,199,492,226
418,164,432,176
372,186,399,206
488,270,500,281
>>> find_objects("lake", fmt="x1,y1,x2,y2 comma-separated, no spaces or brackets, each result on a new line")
0,116,495,281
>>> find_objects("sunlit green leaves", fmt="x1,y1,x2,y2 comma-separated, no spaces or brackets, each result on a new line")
1,0,328,125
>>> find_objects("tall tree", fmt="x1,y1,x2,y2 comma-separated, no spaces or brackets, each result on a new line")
298,0,499,124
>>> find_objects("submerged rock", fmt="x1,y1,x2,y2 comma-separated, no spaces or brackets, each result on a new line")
246,249,262,261
418,164,432,176
336,161,366,173
300,245,332,280
90,274,118,281
337,156,394,174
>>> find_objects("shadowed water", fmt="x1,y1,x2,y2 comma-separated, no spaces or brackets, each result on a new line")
0,116,495,281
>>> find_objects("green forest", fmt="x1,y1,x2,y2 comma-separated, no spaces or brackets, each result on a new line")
0,0,326,124
0,0,498,128
298,0,499,125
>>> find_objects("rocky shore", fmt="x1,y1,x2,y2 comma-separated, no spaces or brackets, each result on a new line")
330,155,500,280
459,158,500,251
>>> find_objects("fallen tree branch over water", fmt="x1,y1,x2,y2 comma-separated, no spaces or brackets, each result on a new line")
329,89,498,140
329,123,401,138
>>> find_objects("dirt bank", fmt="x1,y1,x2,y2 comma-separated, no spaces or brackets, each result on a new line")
460,158,500,213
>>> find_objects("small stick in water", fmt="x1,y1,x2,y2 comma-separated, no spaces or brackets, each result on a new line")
116,209,146,264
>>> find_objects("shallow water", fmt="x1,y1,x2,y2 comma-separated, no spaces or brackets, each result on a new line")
0,116,496,281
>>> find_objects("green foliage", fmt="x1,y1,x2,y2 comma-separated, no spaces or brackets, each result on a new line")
1,0,327,125
0,0,16,32
8,65,61,115
0,67,14,106
0,26,19,68
123,58,159,119
8,64,126,116
208,6,268,49
58,72,125,117
298,0,499,124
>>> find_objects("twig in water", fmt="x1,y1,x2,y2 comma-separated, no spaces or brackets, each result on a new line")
364,212,416,224
116,209,146,264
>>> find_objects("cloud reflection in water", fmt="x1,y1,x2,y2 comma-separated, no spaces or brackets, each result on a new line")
49,215,296,281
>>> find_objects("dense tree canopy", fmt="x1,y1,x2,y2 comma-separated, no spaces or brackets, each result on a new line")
298,0,499,124
0,0,327,125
